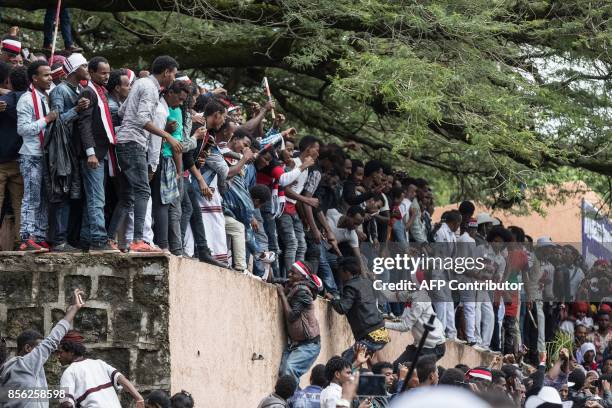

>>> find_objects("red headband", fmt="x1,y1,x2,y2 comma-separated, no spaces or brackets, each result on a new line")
292,261,323,289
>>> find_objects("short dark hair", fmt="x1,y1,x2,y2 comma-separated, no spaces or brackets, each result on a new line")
364,159,384,177
26,61,50,84
458,201,475,218
170,390,194,408
439,368,465,386
414,178,429,189
59,341,87,357
351,159,364,175
325,356,351,382
337,256,361,276
370,194,385,205
9,66,28,92
106,69,128,93
491,369,506,385
391,186,404,200
167,80,190,95
310,364,328,388
508,226,525,243
232,127,251,141
274,375,298,400
455,364,470,374
445,209,462,224
298,135,320,152
416,355,437,383
486,226,513,243
0,61,10,85
346,205,366,218
146,390,171,408
250,184,271,203
17,329,43,353
151,55,179,75
88,56,109,73
204,99,226,117
372,361,393,374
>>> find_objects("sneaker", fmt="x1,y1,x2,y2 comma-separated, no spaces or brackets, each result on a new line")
258,251,276,264
129,240,162,253
37,241,51,250
89,242,121,254
261,264,272,281
17,239,48,253
472,344,489,352
51,243,80,253
64,45,83,54
107,240,119,251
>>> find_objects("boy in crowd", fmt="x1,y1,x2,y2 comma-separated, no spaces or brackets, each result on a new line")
16,60,57,251
57,330,144,407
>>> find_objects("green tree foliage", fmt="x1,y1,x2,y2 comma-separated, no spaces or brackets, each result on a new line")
4,0,610,212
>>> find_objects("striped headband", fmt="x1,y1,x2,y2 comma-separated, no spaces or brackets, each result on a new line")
465,368,492,382
291,261,323,289
1,39,21,55
63,53,87,75
125,69,136,85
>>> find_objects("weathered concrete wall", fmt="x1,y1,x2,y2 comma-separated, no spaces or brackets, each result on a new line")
0,253,171,406
1,253,493,407
168,256,494,407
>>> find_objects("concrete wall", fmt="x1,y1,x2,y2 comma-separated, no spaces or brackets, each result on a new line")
168,256,494,407
0,253,492,407
0,253,171,406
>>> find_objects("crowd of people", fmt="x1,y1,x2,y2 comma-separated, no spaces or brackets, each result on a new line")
0,20,610,408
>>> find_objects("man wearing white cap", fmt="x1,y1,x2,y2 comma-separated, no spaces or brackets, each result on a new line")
475,212,495,246
48,52,90,252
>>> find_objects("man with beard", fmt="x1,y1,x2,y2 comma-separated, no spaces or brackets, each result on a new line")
77,56,119,253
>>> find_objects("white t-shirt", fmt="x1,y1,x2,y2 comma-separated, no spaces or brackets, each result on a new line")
285,157,308,205
320,383,343,408
60,359,122,408
326,208,359,248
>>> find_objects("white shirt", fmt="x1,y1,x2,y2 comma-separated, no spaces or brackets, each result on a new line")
60,359,122,408
320,383,343,408
285,157,308,205
326,208,359,248
399,198,411,219
146,97,169,172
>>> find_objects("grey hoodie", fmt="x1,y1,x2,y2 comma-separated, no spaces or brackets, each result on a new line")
0,320,70,408
257,393,288,408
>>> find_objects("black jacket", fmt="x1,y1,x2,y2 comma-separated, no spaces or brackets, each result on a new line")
0,91,23,163
77,87,111,160
331,276,384,340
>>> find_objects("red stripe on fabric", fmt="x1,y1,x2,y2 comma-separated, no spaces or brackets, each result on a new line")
75,382,113,405
3,43,20,54
30,87,45,146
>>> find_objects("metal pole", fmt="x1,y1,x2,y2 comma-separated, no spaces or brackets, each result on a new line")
400,314,436,393
49,0,62,61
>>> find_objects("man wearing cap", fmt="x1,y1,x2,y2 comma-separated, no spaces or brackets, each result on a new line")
1,36,23,68
475,212,495,246
276,260,322,382
48,52,91,252
57,330,144,408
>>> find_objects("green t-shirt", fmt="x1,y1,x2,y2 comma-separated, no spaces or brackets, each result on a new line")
162,107,183,158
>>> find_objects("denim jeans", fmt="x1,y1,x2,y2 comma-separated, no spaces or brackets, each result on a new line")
245,225,264,276
43,7,73,47
392,219,407,242
151,165,170,249
0,161,23,244
276,212,306,274
261,200,280,277
80,158,107,247
168,177,183,255
108,142,150,242
19,155,47,241
279,341,321,382
47,199,70,245
181,178,210,258
318,244,338,294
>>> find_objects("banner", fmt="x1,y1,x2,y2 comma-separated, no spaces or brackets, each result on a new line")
581,199,612,267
